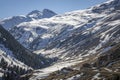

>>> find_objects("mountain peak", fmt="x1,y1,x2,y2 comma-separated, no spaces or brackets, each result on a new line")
42,9,57,18
27,10,42,15
27,10,42,18
43,9,56,14
27,9,57,19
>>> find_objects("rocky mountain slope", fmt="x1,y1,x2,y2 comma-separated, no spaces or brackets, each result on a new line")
14,0,120,79
42,42,120,80
41,0,120,79
0,25,56,70
10,7,107,51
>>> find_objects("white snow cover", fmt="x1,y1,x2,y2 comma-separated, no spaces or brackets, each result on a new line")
2,0,118,61
11,7,107,52
67,73,84,80
7,0,120,61
30,59,86,80
92,73,101,80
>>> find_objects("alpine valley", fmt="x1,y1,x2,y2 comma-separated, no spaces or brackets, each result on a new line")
0,0,120,80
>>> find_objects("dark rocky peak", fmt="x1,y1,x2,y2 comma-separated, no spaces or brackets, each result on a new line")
114,0,120,9
27,10,42,19
42,9,57,18
27,10,42,16
43,9,55,13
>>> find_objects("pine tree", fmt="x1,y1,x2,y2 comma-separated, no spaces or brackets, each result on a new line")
0,58,8,70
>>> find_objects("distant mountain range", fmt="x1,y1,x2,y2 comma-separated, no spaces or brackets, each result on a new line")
0,9,57,30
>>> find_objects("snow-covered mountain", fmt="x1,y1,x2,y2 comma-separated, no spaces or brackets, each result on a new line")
10,7,107,50
27,9,57,19
30,0,120,78
9,0,120,59
0,9,57,30
0,0,120,79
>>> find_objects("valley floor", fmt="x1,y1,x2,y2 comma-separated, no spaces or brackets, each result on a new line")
29,58,85,80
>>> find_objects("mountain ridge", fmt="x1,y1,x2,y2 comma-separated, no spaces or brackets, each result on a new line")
0,9,57,30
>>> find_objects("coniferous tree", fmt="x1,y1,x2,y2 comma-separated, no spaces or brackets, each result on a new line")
0,58,8,69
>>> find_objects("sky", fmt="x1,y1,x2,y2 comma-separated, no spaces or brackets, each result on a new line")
0,0,107,19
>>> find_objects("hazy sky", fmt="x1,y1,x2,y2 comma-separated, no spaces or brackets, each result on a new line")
0,0,107,19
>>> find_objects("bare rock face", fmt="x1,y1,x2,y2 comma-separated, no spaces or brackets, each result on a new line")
114,0,120,9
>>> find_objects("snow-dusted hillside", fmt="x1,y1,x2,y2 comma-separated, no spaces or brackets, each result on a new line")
0,25,31,79
0,25,56,69
10,8,107,50
0,43,29,69
0,9,57,30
